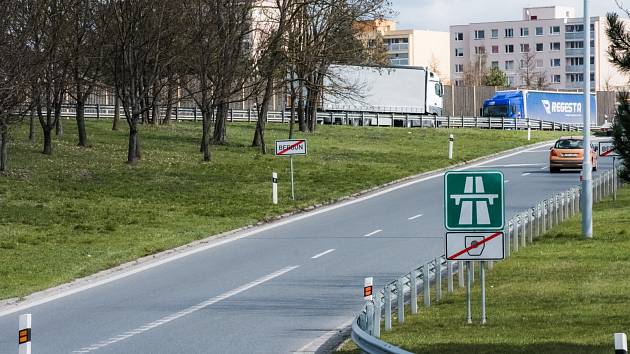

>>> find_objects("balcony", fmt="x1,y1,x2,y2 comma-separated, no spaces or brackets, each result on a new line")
565,31,594,40
386,43,409,52
565,64,595,73
565,48,585,56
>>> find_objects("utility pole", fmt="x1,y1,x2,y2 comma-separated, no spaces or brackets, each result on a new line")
582,0,593,239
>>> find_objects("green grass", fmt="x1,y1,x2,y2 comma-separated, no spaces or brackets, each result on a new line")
0,120,564,300
338,187,630,354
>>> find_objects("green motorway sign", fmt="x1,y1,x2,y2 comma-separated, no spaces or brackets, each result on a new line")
444,171,504,231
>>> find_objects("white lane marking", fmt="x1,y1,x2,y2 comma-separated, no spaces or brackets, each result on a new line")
72,266,299,353
482,163,544,168
0,142,552,318
541,165,548,170
311,249,335,259
522,173,531,176
408,214,424,220
363,229,383,237
504,180,510,183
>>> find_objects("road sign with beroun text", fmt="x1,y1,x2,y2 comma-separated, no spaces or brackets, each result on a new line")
446,231,505,261
444,171,504,231
599,141,619,157
275,139,307,156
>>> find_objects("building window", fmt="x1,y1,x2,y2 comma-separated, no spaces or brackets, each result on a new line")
568,57,584,66
550,26,561,35
553,75,561,83
491,61,499,69
566,41,584,49
508,76,516,86
455,80,463,86
535,26,543,36
591,73,595,81
388,53,408,65
491,29,499,38
535,43,544,52
474,30,485,39
475,46,486,54
549,42,561,51
531,15,538,20
385,38,409,51
536,59,544,68
455,64,464,73
566,24,584,32
590,23,595,31
520,27,529,36
454,32,464,41
492,45,499,54
505,60,514,70
520,43,530,52
455,48,464,57
505,44,514,53
550,58,561,67
520,60,527,69
567,73,584,82
505,28,514,38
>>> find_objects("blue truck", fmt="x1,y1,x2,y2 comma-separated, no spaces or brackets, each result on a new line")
482,90,597,126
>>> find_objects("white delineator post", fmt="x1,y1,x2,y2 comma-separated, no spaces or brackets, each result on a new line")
527,120,531,141
582,0,593,239
19,314,31,354
448,134,454,160
363,277,373,301
616,333,628,354
272,172,278,205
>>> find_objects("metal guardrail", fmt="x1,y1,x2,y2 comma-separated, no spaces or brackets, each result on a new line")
351,169,621,353
55,104,584,132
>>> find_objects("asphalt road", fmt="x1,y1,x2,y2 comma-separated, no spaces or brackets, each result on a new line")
0,141,616,353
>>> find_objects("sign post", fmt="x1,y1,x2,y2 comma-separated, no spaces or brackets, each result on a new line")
599,141,620,200
275,139,307,201
444,171,505,324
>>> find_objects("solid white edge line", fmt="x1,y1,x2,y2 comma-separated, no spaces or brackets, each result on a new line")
0,141,553,318
408,214,424,220
311,249,335,259
504,180,511,183
72,265,299,353
522,172,531,176
363,229,383,237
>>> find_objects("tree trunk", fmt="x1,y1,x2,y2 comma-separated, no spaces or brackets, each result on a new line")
127,115,141,163
28,109,35,142
289,87,297,139
112,97,120,131
43,127,52,155
162,85,173,125
152,81,159,125
55,116,63,136
0,127,7,172
76,100,88,147
213,102,227,144
297,84,306,132
253,78,274,153
201,109,212,162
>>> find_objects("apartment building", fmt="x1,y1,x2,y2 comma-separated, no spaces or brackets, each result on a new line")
359,20,451,82
450,6,628,90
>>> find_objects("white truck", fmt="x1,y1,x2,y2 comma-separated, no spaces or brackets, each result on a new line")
321,64,444,125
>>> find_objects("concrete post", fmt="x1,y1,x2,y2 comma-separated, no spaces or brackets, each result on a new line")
423,262,430,307
397,278,404,324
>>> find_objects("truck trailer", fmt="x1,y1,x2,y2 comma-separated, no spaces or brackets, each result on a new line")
321,65,444,118
482,90,597,126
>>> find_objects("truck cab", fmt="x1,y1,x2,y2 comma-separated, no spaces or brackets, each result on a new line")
427,71,444,116
482,91,524,118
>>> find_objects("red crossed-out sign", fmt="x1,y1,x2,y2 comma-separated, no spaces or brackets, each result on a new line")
275,139,307,156
446,231,505,261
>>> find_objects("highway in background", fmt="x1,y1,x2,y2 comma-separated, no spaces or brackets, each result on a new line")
0,141,615,353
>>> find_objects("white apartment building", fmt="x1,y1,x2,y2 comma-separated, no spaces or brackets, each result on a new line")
361,20,451,82
450,6,628,90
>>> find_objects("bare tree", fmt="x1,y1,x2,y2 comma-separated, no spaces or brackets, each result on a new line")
101,0,180,163
0,0,34,171
518,51,547,89
463,52,487,87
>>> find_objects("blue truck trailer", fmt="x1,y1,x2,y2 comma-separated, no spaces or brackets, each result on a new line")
482,90,597,126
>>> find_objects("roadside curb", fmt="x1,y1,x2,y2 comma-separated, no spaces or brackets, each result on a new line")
0,139,555,316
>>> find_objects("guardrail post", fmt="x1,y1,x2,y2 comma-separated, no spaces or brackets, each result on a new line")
505,220,512,258
528,209,534,243
447,115,451,128
520,213,526,248
513,216,520,252
423,262,431,307
175,106,179,122
447,261,454,294
536,203,542,238
475,115,479,128
559,192,565,221
193,107,197,122
19,314,31,354
366,301,375,335
96,104,101,120
458,260,465,288
435,258,442,302
615,333,628,354
384,285,392,331
410,270,418,314
542,200,548,234
373,293,382,338
514,117,518,130
397,278,404,324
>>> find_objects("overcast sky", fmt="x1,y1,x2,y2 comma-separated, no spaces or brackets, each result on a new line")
390,0,629,31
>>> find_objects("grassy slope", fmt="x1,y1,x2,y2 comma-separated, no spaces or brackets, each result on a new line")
0,120,563,299
339,187,630,354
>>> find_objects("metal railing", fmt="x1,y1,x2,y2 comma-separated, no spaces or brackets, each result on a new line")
351,169,621,353
55,103,585,132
